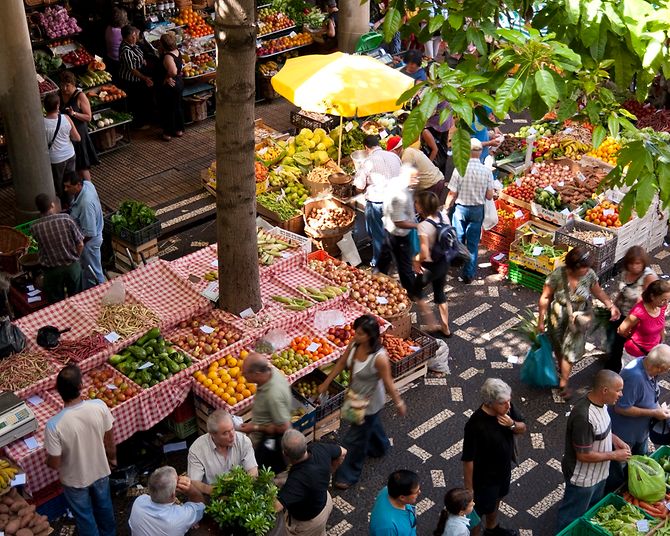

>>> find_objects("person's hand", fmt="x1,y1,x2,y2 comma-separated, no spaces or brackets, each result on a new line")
654,407,670,420
145,78,154,87
413,260,423,274
165,77,176,87
316,382,328,396
65,107,74,116
611,448,632,462
609,305,621,322
176,475,191,493
108,456,117,469
537,320,545,333
497,414,514,428
395,400,407,417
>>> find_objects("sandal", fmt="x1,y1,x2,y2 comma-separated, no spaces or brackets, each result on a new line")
161,134,172,141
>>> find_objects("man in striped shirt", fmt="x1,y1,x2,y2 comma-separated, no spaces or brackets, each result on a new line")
556,370,631,532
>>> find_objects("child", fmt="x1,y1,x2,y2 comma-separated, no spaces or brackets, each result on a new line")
433,488,476,536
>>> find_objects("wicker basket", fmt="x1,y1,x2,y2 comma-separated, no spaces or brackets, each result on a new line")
0,226,31,274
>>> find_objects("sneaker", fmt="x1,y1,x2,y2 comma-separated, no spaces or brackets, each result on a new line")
458,276,473,284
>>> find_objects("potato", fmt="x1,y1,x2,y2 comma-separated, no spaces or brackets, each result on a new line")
19,513,34,529
16,529,33,536
17,506,34,518
5,518,21,534
0,504,9,513
10,502,23,513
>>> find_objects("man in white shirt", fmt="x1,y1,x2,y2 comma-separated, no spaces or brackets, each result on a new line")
129,466,205,536
445,139,494,284
353,135,402,269
187,410,258,495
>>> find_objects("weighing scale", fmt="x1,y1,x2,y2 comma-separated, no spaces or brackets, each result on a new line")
0,392,37,448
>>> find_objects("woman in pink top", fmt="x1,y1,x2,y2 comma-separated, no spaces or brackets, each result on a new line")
618,280,670,366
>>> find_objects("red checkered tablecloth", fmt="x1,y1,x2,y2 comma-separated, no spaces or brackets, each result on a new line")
170,245,218,293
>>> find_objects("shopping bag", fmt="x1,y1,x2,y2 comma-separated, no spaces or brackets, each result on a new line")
628,455,666,502
482,198,499,231
520,334,559,388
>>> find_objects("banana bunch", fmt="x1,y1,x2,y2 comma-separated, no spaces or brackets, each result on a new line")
0,460,18,488
257,229,297,265
272,295,313,311
560,138,591,159
203,271,218,281
269,164,303,188
258,61,279,77
296,285,347,302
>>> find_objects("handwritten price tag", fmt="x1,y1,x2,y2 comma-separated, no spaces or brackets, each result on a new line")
105,332,121,343
593,237,606,246
515,178,522,187
106,384,118,390
239,307,255,319
138,362,153,370
345,122,354,132
93,113,102,121
603,208,615,216
306,342,321,353
544,185,556,194
636,520,648,532
376,296,388,304
200,325,215,334
514,210,524,219
532,246,544,256
379,130,388,139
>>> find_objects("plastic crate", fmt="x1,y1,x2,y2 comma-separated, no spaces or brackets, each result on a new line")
651,445,670,462
554,219,617,276
166,416,198,439
481,229,513,254
291,368,345,421
290,393,317,434
104,215,161,247
389,327,438,378
489,199,530,240
584,493,655,535
14,219,38,253
507,261,546,292
290,110,336,132
556,518,602,536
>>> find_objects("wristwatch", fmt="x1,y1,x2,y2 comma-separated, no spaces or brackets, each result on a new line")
509,423,516,430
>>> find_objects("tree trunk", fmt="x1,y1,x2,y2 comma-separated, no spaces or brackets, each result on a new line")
338,0,370,53
214,0,262,314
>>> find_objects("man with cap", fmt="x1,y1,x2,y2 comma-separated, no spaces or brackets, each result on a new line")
387,136,446,202
444,138,494,284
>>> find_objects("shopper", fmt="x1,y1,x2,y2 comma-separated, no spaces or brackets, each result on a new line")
617,280,670,366
278,430,346,536
387,135,446,202
239,352,292,473
606,245,657,371
369,470,420,536
317,314,406,490
470,106,503,164
129,466,205,536
43,93,80,207
611,345,670,455
413,190,451,338
445,138,494,284
63,173,105,288
556,370,631,532
32,193,84,303
105,7,128,77
45,364,116,536
378,164,419,296
59,70,99,181
433,488,476,536
156,32,185,141
187,410,257,496
402,50,427,82
353,135,402,269
538,247,620,399
119,25,154,129
462,378,525,536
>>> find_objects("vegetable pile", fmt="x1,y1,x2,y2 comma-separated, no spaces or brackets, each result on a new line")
584,201,626,228
109,328,191,387
381,334,419,362
257,191,302,220
171,316,242,359
0,488,51,536
95,303,160,339
622,491,670,520
110,200,157,234
0,352,52,392
257,228,299,266
33,51,62,74
305,206,355,231
48,333,107,363
37,6,81,39
589,502,655,535
84,367,139,407
567,229,614,243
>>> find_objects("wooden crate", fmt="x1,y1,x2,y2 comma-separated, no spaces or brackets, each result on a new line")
314,410,341,441
392,363,428,391
112,237,159,273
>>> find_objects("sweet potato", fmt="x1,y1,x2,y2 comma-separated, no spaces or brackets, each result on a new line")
5,518,21,534
0,513,9,530
19,514,34,529
0,504,9,513
9,502,23,513
16,506,34,518
16,529,33,536
2,496,14,506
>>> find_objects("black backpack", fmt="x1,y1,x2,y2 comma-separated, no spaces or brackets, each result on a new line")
425,214,471,268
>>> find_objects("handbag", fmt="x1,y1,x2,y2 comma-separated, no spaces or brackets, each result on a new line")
482,198,499,231
561,268,593,334
520,334,559,388
340,346,371,426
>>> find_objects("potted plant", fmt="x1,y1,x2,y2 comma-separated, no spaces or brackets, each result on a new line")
206,466,278,536
106,200,161,247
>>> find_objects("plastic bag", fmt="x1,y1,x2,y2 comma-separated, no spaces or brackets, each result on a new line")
427,339,450,374
0,319,26,358
101,280,126,306
482,198,499,231
628,455,666,502
254,329,290,354
520,334,559,388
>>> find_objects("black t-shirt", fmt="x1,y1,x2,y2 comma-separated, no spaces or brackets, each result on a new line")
278,442,342,520
461,404,525,486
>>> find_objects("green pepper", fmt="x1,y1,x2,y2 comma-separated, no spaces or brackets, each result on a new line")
160,365,169,375
136,327,161,346
128,346,147,360
166,358,180,374
109,354,128,365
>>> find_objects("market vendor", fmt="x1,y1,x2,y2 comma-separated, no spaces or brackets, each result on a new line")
239,352,292,473
187,410,258,496
386,135,446,202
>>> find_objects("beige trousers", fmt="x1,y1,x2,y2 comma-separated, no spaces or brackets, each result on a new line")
282,491,333,536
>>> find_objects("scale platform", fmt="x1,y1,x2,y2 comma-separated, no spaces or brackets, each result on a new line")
0,392,37,448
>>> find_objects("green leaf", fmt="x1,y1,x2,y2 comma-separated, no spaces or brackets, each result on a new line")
448,13,464,30
580,21,601,48
428,14,444,33
469,91,497,110
451,100,473,126
619,191,636,225
643,39,663,70
438,84,460,102
494,77,522,117
589,20,608,61
592,125,607,149
461,74,489,88
557,99,578,122
382,7,402,43
659,164,670,207
466,26,486,55
451,127,472,177
534,70,559,109
634,172,657,218
401,108,427,147
607,114,619,139
417,90,439,122
495,28,528,46
618,115,638,133
395,82,424,106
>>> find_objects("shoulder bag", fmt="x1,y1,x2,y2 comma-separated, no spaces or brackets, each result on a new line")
47,114,62,150
340,346,371,426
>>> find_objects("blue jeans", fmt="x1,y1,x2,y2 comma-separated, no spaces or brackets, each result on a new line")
334,411,390,485
365,202,385,268
452,204,484,279
81,234,104,289
556,480,606,532
62,476,116,536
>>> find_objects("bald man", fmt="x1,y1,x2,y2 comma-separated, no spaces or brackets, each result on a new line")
239,352,292,473
556,370,631,532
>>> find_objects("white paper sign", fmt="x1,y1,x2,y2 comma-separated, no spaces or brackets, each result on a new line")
27,289,41,297
376,296,388,304
27,296,41,303
557,181,564,187
531,246,544,256
26,395,43,406
106,384,117,390
26,285,34,292
137,362,153,370
515,178,522,187
93,113,102,121
603,208,615,216
10,473,25,487
576,172,587,182
36,74,45,83
201,281,219,302
210,259,219,267
493,253,505,261
150,15,159,22
240,307,255,319
636,520,648,532
163,441,187,453
409,346,420,352
345,122,354,132
289,31,297,38
280,252,291,259
379,130,388,139
105,332,121,343
560,208,571,216
507,355,519,364
514,210,524,219
544,185,556,194
593,237,606,246
200,325,215,334
23,437,39,451
306,342,321,353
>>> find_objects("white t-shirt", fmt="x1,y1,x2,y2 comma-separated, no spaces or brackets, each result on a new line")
44,115,75,164
129,494,205,536
44,400,113,488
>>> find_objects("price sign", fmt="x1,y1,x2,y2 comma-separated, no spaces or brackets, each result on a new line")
544,185,556,194
531,246,544,256
104,331,121,343
280,252,291,258
306,342,321,353
36,74,45,83
593,237,606,246
376,296,388,304
557,181,564,187
576,172,587,183
345,122,354,132
239,307,255,319
106,384,118,390
563,127,574,134
408,346,420,352
603,208,615,216
150,15,159,22
507,355,519,364
138,362,153,370
528,127,537,135
201,281,219,302
514,210,524,219
379,130,388,139
94,55,103,62
515,178,522,187
289,31,297,38
200,325,215,334
493,253,505,261
636,520,648,532
93,113,102,121
210,259,219,267
560,208,571,216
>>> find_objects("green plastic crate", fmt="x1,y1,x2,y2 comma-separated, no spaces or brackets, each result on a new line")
583,493,655,535
651,445,670,462
507,261,546,292
14,219,38,253
556,518,602,536
166,416,197,439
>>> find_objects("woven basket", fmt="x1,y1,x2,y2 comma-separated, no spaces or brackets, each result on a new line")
0,226,31,274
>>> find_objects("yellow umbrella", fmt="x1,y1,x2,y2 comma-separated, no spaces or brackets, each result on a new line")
271,51,414,117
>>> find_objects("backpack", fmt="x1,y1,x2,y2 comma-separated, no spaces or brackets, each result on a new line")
425,213,471,268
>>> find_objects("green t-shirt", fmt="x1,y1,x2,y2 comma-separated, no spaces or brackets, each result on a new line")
251,368,292,443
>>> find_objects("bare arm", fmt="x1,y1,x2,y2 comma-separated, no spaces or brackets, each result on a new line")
591,282,620,320
485,188,494,200
103,429,117,467
190,480,213,496
331,446,347,473
445,190,457,210
163,54,178,78
617,315,640,338
576,447,630,463
66,116,81,142
375,354,406,415
177,476,205,504
463,461,473,490
421,129,438,161
76,93,92,122
46,454,61,470
76,241,84,255
614,404,670,420
537,284,554,332
317,343,352,395
643,273,659,290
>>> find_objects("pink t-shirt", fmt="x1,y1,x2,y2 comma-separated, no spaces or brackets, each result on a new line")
624,301,667,357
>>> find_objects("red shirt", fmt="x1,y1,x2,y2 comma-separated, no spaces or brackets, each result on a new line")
624,301,667,357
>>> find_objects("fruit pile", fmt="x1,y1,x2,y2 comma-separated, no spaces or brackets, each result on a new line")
181,36,216,56
61,48,94,67
256,141,285,166
38,6,82,39
257,32,312,57
0,459,18,492
513,123,555,138
183,59,215,78
382,333,419,362
294,378,319,399
271,348,312,375
258,60,280,77
191,53,214,65
257,8,294,36
284,181,309,206
174,8,214,37
584,200,625,228
586,137,620,166
79,70,113,88
87,85,126,105
282,128,338,168
193,350,256,406
255,161,269,183
84,367,139,407
37,76,57,95
326,324,354,347
268,163,301,187
306,206,355,231
290,336,333,361
171,316,242,359
257,228,299,266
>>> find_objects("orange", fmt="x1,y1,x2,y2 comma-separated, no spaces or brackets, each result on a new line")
229,366,240,378
242,388,251,398
220,372,231,383
213,377,223,387
216,387,226,398
227,396,237,406
249,384,257,394
204,378,213,387
240,349,249,359
236,383,245,393
227,356,238,368
225,386,235,397
235,393,244,402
